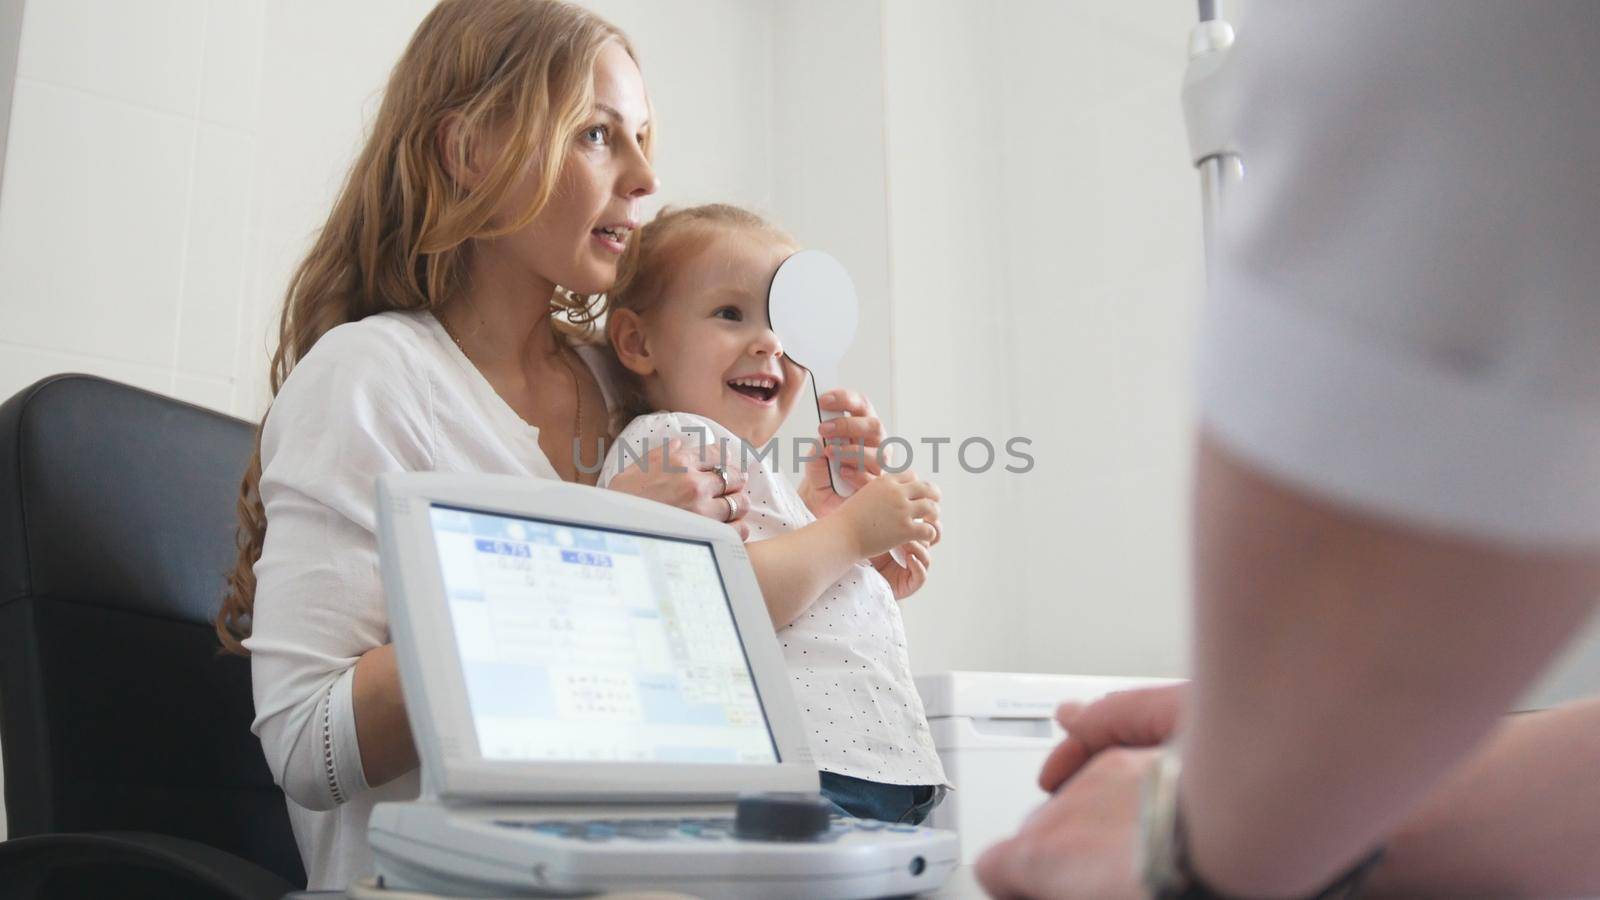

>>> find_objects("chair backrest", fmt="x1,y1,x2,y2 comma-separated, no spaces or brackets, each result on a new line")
0,374,306,887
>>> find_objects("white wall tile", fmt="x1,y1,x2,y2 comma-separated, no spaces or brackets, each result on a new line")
771,0,893,428
1083,0,1199,60
16,0,206,116
1089,81,1201,284
0,342,174,402
178,125,255,378
582,0,775,213
171,372,234,413
875,0,1204,677
1007,0,1186,109
253,1,433,243
229,226,307,420
199,0,265,130
0,80,193,368
1011,265,1198,678
881,0,1026,673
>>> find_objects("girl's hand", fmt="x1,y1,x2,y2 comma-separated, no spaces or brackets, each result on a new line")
799,389,887,518
606,437,754,540
872,540,930,600
837,470,940,559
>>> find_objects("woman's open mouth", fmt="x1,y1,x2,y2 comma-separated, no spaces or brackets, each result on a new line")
591,224,632,254
727,374,781,405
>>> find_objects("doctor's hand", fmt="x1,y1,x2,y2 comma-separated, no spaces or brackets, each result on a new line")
1038,682,1188,793
873,539,930,600
607,437,752,540
799,388,886,518
976,747,1156,900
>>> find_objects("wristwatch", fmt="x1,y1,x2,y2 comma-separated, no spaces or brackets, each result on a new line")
1138,746,1385,900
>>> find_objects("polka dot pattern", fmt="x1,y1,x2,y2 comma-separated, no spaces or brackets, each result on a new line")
599,411,947,787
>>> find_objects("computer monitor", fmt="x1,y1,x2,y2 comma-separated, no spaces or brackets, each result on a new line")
377,473,817,803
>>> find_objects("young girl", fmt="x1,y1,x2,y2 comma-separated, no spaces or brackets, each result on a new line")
596,204,948,824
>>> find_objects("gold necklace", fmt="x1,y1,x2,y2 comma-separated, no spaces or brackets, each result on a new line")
433,308,586,482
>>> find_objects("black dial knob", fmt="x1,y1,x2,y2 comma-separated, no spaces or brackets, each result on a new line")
733,792,833,842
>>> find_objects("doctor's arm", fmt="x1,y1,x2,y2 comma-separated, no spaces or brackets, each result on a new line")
1175,433,1600,896
977,434,1600,899
1032,680,1600,897
1365,695,1600,897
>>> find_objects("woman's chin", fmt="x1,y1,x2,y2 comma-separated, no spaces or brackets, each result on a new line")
555,258,619,297
561,273,613,298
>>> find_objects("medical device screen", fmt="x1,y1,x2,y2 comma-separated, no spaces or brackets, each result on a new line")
428,504,779,765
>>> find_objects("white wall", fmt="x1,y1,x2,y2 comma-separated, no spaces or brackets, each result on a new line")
878,0,1025,672
875,1,1202,677
769,0,895,440
1000,2,1204,678
0,0,267,413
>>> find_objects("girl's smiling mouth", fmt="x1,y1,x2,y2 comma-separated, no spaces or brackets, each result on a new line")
727,373,781,405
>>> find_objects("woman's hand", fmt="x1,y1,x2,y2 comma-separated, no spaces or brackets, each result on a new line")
606,437,753,540
799,389,887,518
872,540,931,600
1038,682,1188,792
836,470,940,560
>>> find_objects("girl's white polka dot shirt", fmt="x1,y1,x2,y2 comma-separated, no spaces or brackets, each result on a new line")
599,411,947,787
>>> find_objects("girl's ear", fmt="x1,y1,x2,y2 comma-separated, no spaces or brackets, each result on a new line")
608,308,656,377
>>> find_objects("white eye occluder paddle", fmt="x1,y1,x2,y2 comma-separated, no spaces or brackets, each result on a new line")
768,250,913,569
767,249,859,498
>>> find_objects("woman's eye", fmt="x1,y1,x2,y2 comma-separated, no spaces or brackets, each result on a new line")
581,124,609,145
712,306,743,322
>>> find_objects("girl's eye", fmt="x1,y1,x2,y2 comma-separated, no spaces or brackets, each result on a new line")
581,124,609,145
712,306,743,322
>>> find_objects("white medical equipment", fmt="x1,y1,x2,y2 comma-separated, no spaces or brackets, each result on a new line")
916,672,1181,865
368,473,958,898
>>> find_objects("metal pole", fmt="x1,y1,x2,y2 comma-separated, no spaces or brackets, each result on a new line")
1186,3,1240,277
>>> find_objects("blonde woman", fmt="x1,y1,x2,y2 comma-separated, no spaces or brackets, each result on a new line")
211,1,888,889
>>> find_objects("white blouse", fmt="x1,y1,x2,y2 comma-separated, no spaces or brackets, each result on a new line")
598,411,947,787
246,309,616,889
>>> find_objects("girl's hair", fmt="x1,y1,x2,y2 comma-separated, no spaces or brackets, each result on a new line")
215,0,643,655
603,203,796,435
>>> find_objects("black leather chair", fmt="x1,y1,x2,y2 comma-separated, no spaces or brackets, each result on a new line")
0,374,305,898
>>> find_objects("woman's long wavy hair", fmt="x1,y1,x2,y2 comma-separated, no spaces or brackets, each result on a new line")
215,0,641,654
